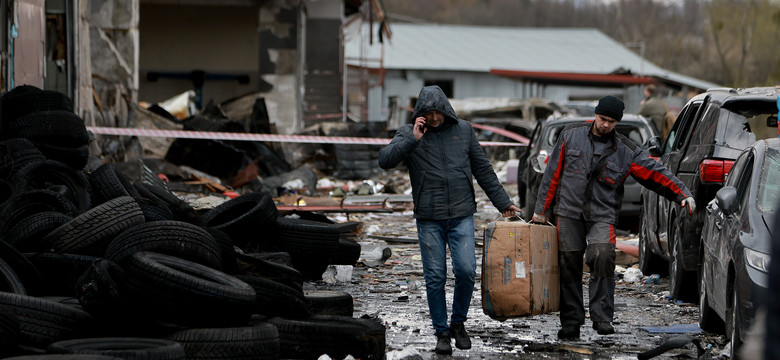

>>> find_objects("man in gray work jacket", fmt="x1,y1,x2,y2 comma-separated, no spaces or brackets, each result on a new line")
379,85,519,354
533,95,695,340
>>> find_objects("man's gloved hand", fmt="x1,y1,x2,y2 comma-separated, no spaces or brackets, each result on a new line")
681,197,696,214
532,213,548,223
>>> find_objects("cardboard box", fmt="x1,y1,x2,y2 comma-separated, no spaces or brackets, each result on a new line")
481,221,559,320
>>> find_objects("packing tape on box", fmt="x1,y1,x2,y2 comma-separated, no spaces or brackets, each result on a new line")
86,126,525,147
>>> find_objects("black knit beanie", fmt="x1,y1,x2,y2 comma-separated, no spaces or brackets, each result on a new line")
594,95,624,121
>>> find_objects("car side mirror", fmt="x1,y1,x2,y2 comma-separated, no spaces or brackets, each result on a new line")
768,115,778,127
647,136,662,157
715,186,739,216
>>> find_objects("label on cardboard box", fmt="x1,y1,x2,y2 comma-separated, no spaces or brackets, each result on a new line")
481,221,559,320
516,261,526,278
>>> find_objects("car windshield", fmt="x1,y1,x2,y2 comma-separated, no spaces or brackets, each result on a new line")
757,147,780,214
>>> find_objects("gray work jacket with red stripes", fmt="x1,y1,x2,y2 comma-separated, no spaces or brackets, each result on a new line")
534,122,692,224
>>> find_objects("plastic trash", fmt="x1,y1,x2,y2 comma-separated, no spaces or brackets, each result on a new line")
623,267,643,283
644,274,662,285
322,265,353,283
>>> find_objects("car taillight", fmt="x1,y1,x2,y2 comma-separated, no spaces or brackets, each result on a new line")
699,159,735,183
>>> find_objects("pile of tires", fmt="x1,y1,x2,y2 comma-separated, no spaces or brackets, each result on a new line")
0,86,384,360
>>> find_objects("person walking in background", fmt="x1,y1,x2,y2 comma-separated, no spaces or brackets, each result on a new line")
533,95,694,340
638,84,668,137
378,85,520,354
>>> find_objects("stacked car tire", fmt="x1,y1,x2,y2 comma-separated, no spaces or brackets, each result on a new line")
0,86,383,360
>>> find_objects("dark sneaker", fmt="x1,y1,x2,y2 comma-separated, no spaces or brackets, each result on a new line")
592,322,615,335
450,322,472,350
435,332,452,355
557,325,580,340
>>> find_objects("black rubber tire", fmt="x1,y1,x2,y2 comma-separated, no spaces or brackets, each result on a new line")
0,138,46,168
105,220,222,270
267,314,386,360
0,179,18,207
330,238,361,266
25,253,101,298
0,257,26,294
698,266,723,334
133,182,202,226
32,142,90,171
46,196,145,256
0,240,46,296
165,324,279,360
0,309,21,357
118,252,255,327
203,192,278,246
304,290,354,316
5,110,88,147
244,251,293,267
0,292,92,347
13,160,92,213
0,189,79,232
727,287,743,359
273,217,341,279
637,208,666,276
6,212,72,252
234,274,311,319
234,253,303,291
3,355,121,360
46,338,185,360
668,218,697,302
88,164,132,205
523,186,536,222
1,85,73,123
205,228,237,274
137,198,174,222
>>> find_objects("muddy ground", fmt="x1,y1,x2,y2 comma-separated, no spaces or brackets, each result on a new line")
300,183,732,359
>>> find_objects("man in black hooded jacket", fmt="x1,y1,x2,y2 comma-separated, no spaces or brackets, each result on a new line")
378,85,519,354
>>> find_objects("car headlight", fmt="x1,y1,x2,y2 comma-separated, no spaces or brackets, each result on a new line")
744,248,771,273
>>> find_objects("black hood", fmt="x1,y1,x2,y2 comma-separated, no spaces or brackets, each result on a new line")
411,86,459,125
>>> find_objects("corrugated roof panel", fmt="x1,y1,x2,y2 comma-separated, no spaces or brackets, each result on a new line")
345,23,720,89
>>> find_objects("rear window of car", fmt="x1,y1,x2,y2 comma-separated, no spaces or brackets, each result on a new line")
757,147,780,214
719,102,779,149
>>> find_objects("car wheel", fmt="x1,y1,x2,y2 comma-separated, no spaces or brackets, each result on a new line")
698,265,723,333
668,219,697,302
727,286,743,359
638,209,666,276
523,186,536,222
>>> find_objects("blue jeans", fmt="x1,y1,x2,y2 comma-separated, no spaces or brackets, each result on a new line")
416,215,476,335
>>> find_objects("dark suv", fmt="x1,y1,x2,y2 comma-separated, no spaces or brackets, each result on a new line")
516,114,658,222
638,86,780,301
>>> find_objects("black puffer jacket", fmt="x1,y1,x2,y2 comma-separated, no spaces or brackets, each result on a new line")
378,86,513,220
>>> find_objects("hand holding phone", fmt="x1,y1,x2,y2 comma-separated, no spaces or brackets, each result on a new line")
413,116,427,140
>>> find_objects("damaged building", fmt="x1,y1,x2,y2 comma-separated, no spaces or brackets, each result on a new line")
0,0,391,184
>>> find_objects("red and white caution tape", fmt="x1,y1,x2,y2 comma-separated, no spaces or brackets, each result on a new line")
87,126,524,147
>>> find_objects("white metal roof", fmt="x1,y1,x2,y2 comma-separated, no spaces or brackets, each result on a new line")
345,23,719,90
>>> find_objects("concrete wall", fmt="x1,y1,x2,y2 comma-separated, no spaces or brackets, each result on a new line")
138,4,259,104
138,1,302,135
